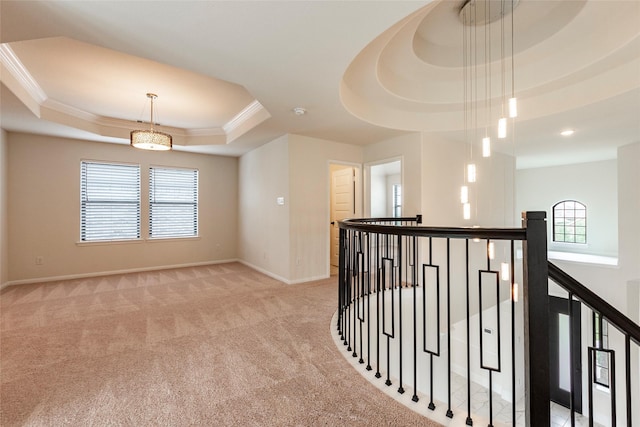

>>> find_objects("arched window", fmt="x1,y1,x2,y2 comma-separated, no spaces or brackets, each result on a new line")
553,200,587,244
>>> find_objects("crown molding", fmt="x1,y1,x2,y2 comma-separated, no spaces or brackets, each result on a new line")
0,44,47,103
223,100,269,135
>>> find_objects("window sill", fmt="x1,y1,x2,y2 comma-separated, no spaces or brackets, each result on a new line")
548,251,618,267
146,236,200,243
77,237,200,246
76,239,144,247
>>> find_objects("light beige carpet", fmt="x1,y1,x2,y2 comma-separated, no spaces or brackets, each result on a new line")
1,262,441,426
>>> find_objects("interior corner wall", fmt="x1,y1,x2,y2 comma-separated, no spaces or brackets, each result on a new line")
7,133,238,283
0,129,8,287
363,133,422,217
618,142,640,282
288,134,363,283
515,159,618,258
238,135,291,282
421,132,516,227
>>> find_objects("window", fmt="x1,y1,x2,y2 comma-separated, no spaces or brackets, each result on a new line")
553,200,586,244
149,167,198,238
392,184,402,218
593,313,610,388
80,161,140,241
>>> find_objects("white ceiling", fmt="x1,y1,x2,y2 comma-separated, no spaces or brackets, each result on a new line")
1,0,639,167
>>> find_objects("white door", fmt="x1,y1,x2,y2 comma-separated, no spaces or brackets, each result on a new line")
330,167,355,267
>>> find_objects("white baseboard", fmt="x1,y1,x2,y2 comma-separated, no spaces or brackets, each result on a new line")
1,259,239,288
237,260,329,285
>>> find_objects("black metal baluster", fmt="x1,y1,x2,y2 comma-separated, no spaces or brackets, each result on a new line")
479,240,501,427
625,335,632,427
357,248,364,363
382,251,395,387
398,234,405,394
588,348,594,427
568,291,575,427
352,232,358,356
365,232,372,371
422,236,441,412
338,227,344,333
412,235,419,402
510,240,516,427
446,238,453,418
375,233,381,379
611,350,616,427
346,230,352,351
466,239,473,426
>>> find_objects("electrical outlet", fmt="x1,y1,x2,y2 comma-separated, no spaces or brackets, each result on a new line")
35,256,43,265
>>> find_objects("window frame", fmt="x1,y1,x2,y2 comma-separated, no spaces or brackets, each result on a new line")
148,166,199,239
80,160,141,242
552,200,587,244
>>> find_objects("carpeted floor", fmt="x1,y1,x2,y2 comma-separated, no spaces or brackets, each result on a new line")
1,262,441,426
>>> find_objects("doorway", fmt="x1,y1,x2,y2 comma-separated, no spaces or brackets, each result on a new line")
367,159,402,218
329,163,360,273
549,295,583,413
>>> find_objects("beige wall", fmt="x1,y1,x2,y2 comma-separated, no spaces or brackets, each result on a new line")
363,132,422,218
288,134,363,282
421,132,516,227
1,129,8,286
618,142,640,282
238,133,363,284
238,135,291,281
7,133,238,283
516,159,618,257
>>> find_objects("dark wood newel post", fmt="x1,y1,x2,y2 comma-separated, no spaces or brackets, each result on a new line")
522,211,550,427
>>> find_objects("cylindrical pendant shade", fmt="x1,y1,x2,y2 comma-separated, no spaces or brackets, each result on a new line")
130,130,172,151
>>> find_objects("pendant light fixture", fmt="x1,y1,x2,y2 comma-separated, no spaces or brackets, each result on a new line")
459,0,518,220
130,93,172,151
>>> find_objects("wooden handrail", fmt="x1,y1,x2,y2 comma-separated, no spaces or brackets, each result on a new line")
548,261,640,345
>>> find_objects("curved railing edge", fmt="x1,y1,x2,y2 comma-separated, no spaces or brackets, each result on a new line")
339,216,527,241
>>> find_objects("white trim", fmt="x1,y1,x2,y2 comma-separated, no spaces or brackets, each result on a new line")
237,259,329,285
0,44,47,103
222,100,265,135
288,274,330,285
237,260,290,283
548,251,618,267
0,259,238,288
43,98,100,123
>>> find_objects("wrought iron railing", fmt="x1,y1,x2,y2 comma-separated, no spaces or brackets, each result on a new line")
336,211,639,427
548,262,640,427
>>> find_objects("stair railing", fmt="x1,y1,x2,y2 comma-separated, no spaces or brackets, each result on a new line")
337,211,639,427
548,262,640,426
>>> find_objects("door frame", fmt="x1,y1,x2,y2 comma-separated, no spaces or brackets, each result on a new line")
363,156,403,218
549,295,583,413
328,161,362,274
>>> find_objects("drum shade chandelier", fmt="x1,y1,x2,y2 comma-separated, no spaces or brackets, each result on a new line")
130,93,172,151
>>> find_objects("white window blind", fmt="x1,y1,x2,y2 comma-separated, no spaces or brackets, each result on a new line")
80,161,141,241
149,167,198,238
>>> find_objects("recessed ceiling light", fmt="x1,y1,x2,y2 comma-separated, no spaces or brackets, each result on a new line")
560,129,575,137
292,107,307,116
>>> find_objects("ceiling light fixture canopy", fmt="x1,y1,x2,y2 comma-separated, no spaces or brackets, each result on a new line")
130,93,172,151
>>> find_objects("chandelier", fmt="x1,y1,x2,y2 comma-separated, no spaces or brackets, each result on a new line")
130,93,172,151
460,0,518,220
